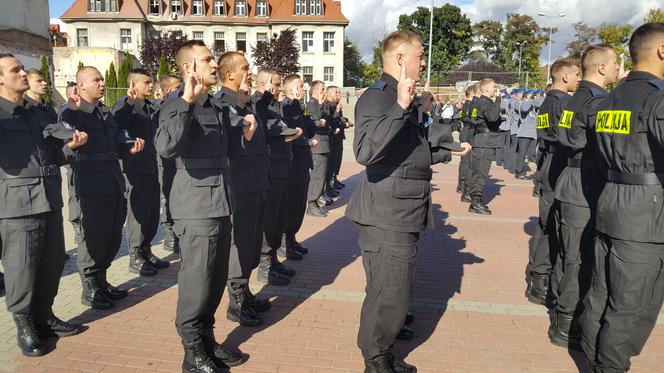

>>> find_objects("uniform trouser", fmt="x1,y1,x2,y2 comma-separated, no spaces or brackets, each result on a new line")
553,201,594,316
332,138,344,176
158,166,175,226
580,234,664,373
307,153,329,203
327,136,342,182
0,211,66,314
174,217,231,344
356,223,419,360
458,129,473,186
528,189,559,276
512,137,533,174
503,134,517,171
286,151,312,239
528,139,538,162
228,192,265,283
468,147,496,198
262,177,289,257
66,166,80,226
77,194,127,276
496,131,509,165
124,173,160,251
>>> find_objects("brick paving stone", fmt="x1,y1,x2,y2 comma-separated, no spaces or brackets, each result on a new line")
1,130,664,373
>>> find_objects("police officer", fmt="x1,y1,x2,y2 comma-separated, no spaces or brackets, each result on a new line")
61,67,146,310
305,80,330,217
581,23,664,372
525,59,580,305
330,87,349,190
467,78,502,215
497,89,511,167
322,86,344,199
281,75,317,257
512,90,538,178
346,30,470,372
24,69,58,122
60,82,83,246
548,45,621,350
112,68,169,277
0,54,83,356
457,85,476,196
155,40,245,371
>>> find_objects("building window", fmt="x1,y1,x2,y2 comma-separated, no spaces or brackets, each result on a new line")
149,0,160,14
192,0,204,15
171,0,182,15
236,32,247,53
77,29,89,47
309,0,316,15
213,0,224,15
295,0,306,15
302,31,313,53
192,31,204,40
120,28,132,50
315,0,322,15
302,66,313,83
323,32,335,53
214,32,225,52
256,0,268,16
324,67,334,82
257,33,268,43
235,0,246,16
89,0,117,11
105,0,117,12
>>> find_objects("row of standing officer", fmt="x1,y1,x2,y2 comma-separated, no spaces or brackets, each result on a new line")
499,89,544,179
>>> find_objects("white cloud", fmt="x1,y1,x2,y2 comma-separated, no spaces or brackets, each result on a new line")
340,0,661,64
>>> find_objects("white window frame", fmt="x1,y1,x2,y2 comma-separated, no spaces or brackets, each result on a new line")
324,67,334,82
192,0,204,16
302,66,313,82
257,32,268,43
323,32,335,53
235,0,246,16
192,31,204,40
295,0,307,15
77,29,89,47
236,32,247,52
214,32,226,52
256,0,268,17
120,28,132,50
213,0,224,16
148,0,160,14
302,31,314,53
171,0,182,15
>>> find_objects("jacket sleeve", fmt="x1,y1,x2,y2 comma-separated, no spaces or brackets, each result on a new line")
155,97,195,159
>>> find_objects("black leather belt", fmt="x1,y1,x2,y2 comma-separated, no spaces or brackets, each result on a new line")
74,152,119,161
271,152,293,160
174,157,230,170
606,169,663,185
366,164,432,180
0,164,59,179
567,158,594,168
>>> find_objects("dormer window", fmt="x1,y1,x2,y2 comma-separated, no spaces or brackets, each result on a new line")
149,0,160,14
171,0,182,15
295,0,306,15
88,0,117,12
256,0,268,17
295,0,322,16
192,0,204,15
235,0,246,16
213,0,224,16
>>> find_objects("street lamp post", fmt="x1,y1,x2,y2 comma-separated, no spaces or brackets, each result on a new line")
426,0,434,83
516,42,524,84
538,12,566,84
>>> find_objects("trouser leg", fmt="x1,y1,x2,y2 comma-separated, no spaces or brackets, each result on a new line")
529,189,559,276
77,195,127,275
307,153,328,203
263,177,289,253
124,174,160,252
356,224,418,360
333,139,343,176
286,152,311,240
228,193,265,282
513,138,532,174
581,234,611,369
32,212,66,313
496,132,506,165
174,217,231,344
66,166,81,244
468,147,495,199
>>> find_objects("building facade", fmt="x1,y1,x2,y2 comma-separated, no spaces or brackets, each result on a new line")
0,0,51,69
60,0,348,85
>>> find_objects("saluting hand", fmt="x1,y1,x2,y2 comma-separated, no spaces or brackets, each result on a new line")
67,86,82,111
397,60,416,110
285,127,304,143
183,58,204,104
129,137,145,154
242,114,257,141
126,80,139,106
66,130,88,149
421,80,434,113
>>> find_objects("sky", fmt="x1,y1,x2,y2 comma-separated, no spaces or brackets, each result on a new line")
49,0,661,66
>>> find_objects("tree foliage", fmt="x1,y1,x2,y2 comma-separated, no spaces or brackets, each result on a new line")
644,8,664,23
39,56,53,106
139,31,187,76
117,53,133,90
598,23,633,66
496,13,549,86
343,39,364,87
252,28,301,76
158,55,170,79
397,4,473,76
77,61,84,70
472,20,503,62
104,62,118,105
567,22,598,59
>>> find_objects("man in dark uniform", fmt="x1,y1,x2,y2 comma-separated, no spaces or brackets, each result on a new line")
322,86,344,199
305,80,330,217
281,75,317,257
61,66,146,310
581,23,664,372
525,58,580,305
59,82,83,248
466,78,502,215
24,69,58,122
155,41,246,372
459,83,479,200
0,54,84,356
330,87,349,190
112,68,169,277
155,74,181,254
346,31,470,372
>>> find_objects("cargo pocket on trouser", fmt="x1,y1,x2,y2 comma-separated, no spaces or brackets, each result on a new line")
386,243,417,295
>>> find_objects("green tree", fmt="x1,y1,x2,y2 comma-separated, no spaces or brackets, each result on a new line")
252,28,301,76
39,56,53,105
567,22,598,59
157,55,170,79
598,23,633,64
397,4,473,78
644,8,664,23
497,13,549,86
371,43,383,69
362,64,382,85
104,62,118,105
117,53,133,91
472,20,503,62
77,61,84,70
344,39,365,87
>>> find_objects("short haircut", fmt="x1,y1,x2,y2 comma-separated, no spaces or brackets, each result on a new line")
217,51,244,77
472,82,481,94
0,53,16,76
479,78,495,90
581,44,615,76
160,74,181,90
282,74,301,87
311,80,324,91
326,85,338,93
258,67,279,76
128,68,151,85
26,68,44,78
550,58,580,82
545,84,552,93
175,40,207,71
382,30,422,58
464,85,474,98
629,22,664,66
76,66,100,81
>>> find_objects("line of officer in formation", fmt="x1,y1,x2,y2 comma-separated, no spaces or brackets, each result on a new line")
346,30,471,373
0,39,351,371
520,23,664,373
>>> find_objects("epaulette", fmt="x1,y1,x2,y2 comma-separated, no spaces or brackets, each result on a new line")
648,79,664,92
368,80,387,91
588,87,605,97
550,92,568,101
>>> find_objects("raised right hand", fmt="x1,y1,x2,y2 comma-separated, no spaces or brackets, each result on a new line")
67,86,81,111
397,60,415,110
182,58,203,104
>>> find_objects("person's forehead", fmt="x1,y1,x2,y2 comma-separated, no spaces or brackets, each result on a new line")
0,57,22,70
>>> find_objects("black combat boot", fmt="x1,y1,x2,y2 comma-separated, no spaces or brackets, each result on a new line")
404,311,415,325
527,273,549,305
548,311,582,350
286,234,309,255
129,246,158,276
80,274,115,310
456,181,465,194
35,308,82,338
182,340,225,373
333,176,345,189
226,283,263,327
242,284,271,313
257,255,290,286
271,253,296,277
391,353,417,373
0,271,5,297
201,328,247,367
460,191,471,203
325,184,340,198
97,271,128,300
395,325,414,340
365,353,416,373
306,202,328,217
13,314,47,357
163,223,180,254
277,246,303,260
143,245,170,270
468,196,491,215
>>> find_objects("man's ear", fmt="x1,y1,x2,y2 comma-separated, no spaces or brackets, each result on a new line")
657,43,664,62
597,63,607,77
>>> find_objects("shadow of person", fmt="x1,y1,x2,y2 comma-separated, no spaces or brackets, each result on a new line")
393,203,484,359
322,172,363,213
522,216,538,290
483,177,505,204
